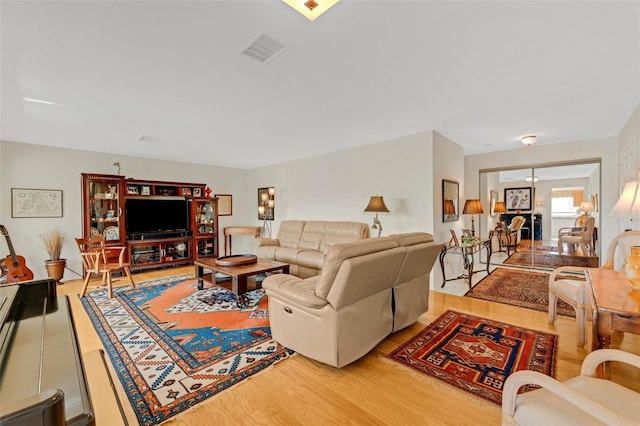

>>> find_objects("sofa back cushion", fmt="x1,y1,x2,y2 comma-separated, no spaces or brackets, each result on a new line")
276,220,305,248
316,237,398,299
320,221,370,252
298,221,327,250
325,247,406,309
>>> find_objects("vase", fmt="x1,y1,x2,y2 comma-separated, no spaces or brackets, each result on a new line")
45,259,66,284
623,247,640,290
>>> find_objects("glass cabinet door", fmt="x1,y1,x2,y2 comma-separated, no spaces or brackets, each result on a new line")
82,173,125,244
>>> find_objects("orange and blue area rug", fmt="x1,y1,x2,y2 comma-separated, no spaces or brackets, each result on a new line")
388,310,558,405
81,274,293,426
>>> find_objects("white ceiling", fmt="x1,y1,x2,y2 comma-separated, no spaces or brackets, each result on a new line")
1,1,639,169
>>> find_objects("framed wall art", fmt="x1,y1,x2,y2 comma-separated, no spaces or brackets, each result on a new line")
215,194,233,216
442,179,459,222
11,188,63,218
504,187,533,211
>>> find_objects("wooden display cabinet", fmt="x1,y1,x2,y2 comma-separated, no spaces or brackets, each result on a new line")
125,178,206,198
81,173,125,245
191,197,218,259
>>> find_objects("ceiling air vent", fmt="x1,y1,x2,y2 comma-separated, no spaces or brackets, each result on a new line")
240,33,287,63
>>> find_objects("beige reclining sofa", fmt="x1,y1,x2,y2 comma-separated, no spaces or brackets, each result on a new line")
256,220,370,278
262,232,443,367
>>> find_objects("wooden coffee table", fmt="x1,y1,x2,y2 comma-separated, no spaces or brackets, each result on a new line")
194,257,290,295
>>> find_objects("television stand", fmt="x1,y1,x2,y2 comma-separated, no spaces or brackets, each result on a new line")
127,236,192,271
128,231,190,241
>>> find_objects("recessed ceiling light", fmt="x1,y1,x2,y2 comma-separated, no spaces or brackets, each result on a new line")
23,97,57,105
139,136,159,143
282,0,340,21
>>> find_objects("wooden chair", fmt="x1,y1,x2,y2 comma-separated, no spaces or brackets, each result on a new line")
76,235,135,298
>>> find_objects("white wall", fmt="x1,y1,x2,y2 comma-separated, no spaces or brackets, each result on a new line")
0,141,252,281
249,131,436,237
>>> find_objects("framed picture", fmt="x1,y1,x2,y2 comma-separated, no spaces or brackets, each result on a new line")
449,229,459,245
215,194,233,216
181,187,192,196
193,187,202,197
489,190,498,216
462,229,472,238
11,188,63,218
504,187,533,211
127,185,139,195
442,179,459,222
141,186,151,196
258,187,275,220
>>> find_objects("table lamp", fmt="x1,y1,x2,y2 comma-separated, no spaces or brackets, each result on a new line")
363,195,390,237
463,199,484,236
493,201,507,229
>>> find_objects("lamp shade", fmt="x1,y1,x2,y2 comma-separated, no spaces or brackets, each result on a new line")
611,180,640,218
364,196,390,213
493,201,507,213
463,199,484,215
443,199,456,215
579,201,594,212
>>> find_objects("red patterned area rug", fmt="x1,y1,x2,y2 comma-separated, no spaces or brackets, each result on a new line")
388,310,558,405
465,268,577,317
503,252,599,269
81,274,293,426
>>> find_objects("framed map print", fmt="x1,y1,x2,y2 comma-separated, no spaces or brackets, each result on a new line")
11,188,63,218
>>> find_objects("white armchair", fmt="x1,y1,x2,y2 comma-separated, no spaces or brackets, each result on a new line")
502,349,640,426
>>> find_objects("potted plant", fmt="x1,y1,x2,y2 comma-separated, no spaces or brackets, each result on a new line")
42,228,66,283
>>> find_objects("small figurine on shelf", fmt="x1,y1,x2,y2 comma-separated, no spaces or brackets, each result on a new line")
204,186,212,198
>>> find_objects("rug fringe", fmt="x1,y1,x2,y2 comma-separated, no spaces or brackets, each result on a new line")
377,354,501,411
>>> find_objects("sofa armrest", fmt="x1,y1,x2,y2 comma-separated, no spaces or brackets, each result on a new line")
256,238,280,247
262,275,328,309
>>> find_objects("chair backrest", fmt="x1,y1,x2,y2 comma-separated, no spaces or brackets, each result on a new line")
75,235,106,252
602,230,640,270
510,216,525,231
578,216,596,242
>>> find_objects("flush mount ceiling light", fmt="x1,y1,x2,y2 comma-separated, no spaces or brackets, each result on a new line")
521,135,537,146
282,0,340,21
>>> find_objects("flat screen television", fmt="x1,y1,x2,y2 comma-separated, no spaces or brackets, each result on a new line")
125,197,190,235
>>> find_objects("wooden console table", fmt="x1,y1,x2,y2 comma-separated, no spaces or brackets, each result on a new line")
586,268,640,376
223,226,261,256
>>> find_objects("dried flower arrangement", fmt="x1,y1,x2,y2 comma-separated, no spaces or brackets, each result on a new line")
42,228,65,261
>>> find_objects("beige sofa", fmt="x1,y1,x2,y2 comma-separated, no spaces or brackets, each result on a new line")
255,220,370,278
262,232,443,368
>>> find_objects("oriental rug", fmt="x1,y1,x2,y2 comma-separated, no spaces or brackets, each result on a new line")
81,274,293,426
464,268,577,317
388,310,558,406
503,252,599,269
517,243,558,253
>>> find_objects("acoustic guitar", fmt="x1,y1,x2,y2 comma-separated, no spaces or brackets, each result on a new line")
0,225,34,283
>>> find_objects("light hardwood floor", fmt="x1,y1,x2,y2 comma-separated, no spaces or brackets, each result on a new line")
59,266,640,426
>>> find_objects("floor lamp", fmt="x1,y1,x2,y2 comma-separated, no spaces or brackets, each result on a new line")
463,199,484,236
364,195,390,237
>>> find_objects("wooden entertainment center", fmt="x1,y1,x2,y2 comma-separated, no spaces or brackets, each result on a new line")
81,173,219,271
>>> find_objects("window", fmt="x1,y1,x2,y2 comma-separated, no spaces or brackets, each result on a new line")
551,188,584,215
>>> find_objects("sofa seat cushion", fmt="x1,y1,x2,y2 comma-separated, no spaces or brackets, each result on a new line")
262,275,327,309
296,250,325,270
273,247,302,264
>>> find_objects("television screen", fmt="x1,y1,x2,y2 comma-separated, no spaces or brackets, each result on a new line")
125,197,189,234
